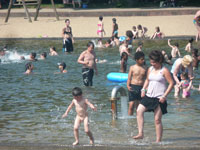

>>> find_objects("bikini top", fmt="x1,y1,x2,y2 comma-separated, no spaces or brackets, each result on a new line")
97,24,102,27
181,80,189,88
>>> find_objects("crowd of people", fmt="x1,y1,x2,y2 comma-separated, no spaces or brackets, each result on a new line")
0,10,200,146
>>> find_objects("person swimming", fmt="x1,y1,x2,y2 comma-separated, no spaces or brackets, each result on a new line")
58,62,67,73
25,62,34,74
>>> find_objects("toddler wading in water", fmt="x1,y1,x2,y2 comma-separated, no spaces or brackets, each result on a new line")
62,87,97,146
179,72,192,98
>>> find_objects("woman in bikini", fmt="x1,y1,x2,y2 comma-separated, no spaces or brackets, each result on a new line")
97,16,105,47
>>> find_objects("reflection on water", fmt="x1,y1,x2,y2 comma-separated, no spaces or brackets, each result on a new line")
0,39,200,148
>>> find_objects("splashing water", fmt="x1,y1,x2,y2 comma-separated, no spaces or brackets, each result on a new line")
0,50,29,64
120,96,128,118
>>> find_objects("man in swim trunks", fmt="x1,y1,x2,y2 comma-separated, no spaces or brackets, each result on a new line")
127,51,146,115
77,41,98,86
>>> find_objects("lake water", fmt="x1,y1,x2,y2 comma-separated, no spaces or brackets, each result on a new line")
0,39,200,149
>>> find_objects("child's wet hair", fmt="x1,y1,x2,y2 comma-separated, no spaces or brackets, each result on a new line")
175,42,179,47
99,16,103,21
138,41,143,46
132,26,136,30
126,30,133,38
106,39,111,44
51,47,56,51
72,87,82,96
25,62,32,71
41,52,47,58
137,24,142,30
192,48,199,57
181,72,189,79
121,52,128,60
59,62,66,69
134,51,145,60
149,50,164,63
87,41,94,48
189,38,194,43
31,52,36,58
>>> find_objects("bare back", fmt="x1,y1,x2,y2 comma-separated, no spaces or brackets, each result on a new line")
171,47,180,58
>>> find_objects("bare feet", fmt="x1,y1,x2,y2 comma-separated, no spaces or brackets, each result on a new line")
90,139,94,145
72,141,79,146
133,134,143,139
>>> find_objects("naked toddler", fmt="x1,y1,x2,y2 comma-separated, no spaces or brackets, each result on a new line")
62,87,97,146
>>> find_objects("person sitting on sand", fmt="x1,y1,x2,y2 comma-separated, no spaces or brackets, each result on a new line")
137,24,148,38
132,26,138,39
62,87,97,146
150,26,165,39
49,47,58,56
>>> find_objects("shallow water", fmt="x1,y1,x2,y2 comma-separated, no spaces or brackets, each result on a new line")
0,39,200,148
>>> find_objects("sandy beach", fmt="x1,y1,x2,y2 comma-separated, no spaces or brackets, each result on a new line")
0,8,198,38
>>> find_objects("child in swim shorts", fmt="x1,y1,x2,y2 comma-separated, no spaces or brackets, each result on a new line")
127,51,146,115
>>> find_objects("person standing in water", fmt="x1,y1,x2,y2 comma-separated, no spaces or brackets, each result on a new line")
133,50,174,142
62,19,74,43
62,87,97,146
77,41,98,86
127,51,146,116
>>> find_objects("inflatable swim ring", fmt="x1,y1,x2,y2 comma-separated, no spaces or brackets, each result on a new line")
107,72,128,83
119,36,126,42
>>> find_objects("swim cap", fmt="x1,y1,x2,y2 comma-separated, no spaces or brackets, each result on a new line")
58,62,66,69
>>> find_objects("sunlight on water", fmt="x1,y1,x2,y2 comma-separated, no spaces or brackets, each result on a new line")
0,39,200,148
